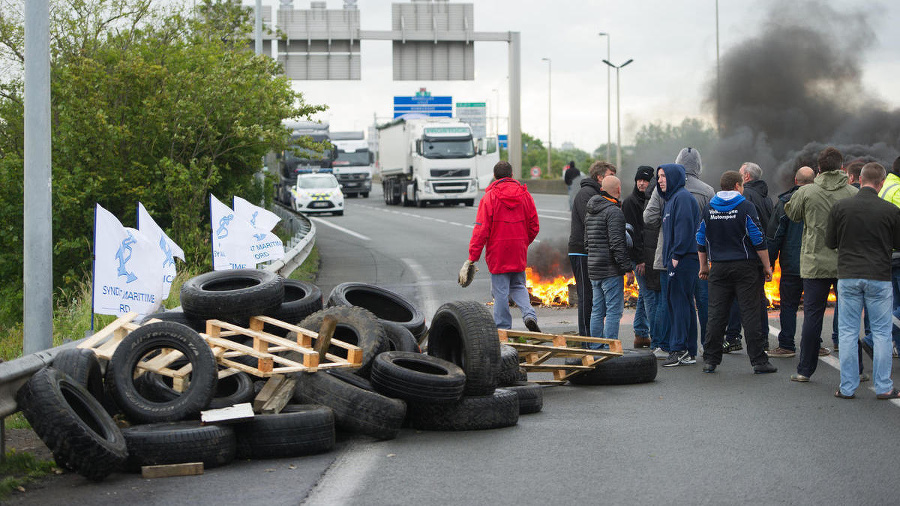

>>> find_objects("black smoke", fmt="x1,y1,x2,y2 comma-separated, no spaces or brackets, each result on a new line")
527,237,572,279
702,1,900,190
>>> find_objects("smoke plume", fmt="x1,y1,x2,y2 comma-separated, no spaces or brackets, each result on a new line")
701,1,900,190
527,237,572,279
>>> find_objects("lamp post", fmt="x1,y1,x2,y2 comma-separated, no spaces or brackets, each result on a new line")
598,32,610,161
541,57,551,178
492,88,500,139
602,58,633,169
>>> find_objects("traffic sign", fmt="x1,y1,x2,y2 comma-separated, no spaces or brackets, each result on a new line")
455,102,486,138
530,166,541,178
393,94,453,118
498,134,508,149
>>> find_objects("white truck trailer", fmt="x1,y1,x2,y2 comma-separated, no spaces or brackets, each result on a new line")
378,117,492,207
331,131,374,198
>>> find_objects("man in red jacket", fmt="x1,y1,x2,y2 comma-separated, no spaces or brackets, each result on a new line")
464,161,541,330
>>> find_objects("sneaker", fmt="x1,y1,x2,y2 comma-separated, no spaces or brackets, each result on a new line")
894,346,898,358
818,347,832,357
662,350,689,367
723,339,743,354
768,347,796,358
652,347,669,360
681,354,697,365
702,362,717,373
524,316,541,333
634,335,651,348
754,362,777,374
833,342,839,352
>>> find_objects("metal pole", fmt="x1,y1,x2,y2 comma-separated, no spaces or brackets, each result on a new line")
542,58,551,179
492,88,500,139
24,0,53,355
615,67,622,169
716,0,721,135
508,32,522,180
606,35,611,161
255,0,263,55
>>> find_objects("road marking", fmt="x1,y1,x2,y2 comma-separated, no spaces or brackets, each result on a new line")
538,214,568,221
358,204,474,229
537,208,570,215
302,441,383,504
768,321,900,406
310,218,370,241
402,258,439,321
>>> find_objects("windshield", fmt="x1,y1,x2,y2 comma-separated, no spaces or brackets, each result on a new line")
422,138,475,159
334,150,370,166
286,146,333,163
297,176,338,189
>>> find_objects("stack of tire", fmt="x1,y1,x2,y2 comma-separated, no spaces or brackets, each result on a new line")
292,283,543,435
15,269,330,481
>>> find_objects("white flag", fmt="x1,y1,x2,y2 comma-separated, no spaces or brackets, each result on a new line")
233,196,281,232
210,194,255,270
93,204,164,318
248,228,285,263
137,203,184,299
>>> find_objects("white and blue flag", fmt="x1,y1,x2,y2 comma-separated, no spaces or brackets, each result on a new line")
211,194,285,270
93,204,164,318
233,196,281,232
137,203,185,299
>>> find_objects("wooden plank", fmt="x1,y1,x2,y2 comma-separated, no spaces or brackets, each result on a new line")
253,376,286,412
209,320,318,357
520,364,594,371
497,329,509,342
205,336,305,368
259,376,298,414
201,403,254,423
314,315,337,362
142,463,204,479
78,312,138,349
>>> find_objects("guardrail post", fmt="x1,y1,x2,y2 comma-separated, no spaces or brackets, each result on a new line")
1,417,5,462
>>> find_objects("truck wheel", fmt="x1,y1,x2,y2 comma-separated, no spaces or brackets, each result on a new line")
465,199,474,207
334,210,344,216
361,192,369,198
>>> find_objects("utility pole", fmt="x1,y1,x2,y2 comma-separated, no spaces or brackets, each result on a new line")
716,0,721,135
603,58,633,170
599,32,610,161
542,57,551,178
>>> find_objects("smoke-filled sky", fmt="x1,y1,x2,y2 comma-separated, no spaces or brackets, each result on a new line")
253,0,900,156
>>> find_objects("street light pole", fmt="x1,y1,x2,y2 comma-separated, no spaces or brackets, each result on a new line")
715,0,721,135
492,88,500,139
542,57,551,179
603,58,633,170
599,32,610,161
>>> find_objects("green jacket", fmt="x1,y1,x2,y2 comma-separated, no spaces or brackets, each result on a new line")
879,173,900,208
784,170,857,279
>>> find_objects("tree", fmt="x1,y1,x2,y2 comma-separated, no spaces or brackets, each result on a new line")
0,0,324,325
632,118,717,167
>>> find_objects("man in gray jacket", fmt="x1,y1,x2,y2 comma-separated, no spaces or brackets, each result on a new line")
643,148,715,358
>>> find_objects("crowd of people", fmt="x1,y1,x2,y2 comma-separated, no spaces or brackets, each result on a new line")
567,146,900,399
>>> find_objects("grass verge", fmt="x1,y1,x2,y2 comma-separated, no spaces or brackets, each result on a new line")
0,451,57,500
288,245,320,283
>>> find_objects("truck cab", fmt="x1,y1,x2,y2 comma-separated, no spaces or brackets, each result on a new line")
332,135,374,198
277,121,334,205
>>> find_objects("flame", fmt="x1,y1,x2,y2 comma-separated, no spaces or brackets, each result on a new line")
764,261,836,308
525,267,641,307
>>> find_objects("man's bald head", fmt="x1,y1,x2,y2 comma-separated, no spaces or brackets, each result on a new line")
795,166,815,186
602,175,621,199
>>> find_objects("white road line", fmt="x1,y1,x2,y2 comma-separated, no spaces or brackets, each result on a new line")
537,208,570,215
357,204,474,229
301,441,383,504
538,214,569,221
401,258,439,322
768,322,900,406
310,217,370,241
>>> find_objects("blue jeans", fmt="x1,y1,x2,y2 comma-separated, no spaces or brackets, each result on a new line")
837,279,893,396
652,270,671,350
490,271,536,329
589,276,625,346
633,271,650,338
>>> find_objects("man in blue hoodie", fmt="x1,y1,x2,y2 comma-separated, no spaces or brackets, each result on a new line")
697,171,777,374
657,164,701,367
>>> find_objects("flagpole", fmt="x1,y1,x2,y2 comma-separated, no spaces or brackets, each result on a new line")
90,204,98,332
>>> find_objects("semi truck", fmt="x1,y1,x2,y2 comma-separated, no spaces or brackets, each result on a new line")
331,131,374,198
378,116,497,207
276,120,334,205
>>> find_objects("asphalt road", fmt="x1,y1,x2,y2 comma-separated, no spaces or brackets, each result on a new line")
9,188,900,505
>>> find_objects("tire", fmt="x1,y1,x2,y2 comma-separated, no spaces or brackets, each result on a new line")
263,280,323,336
334,210,344,216
208,372,255,409
123,421,236,472
52,348,104,404
500,382,543,414
361,192,369,198
106,322,218,423
327,282,427,339
181,269,284,323
234,404,335,459
16,367,127,481
427,301,500,396
496,345,521,386
295,306,388,378
566,349,658,386
370,351,466,405
406,389,519,431
294,370,406,440
383,321,420,352
141,308,206,333
464,199,474,207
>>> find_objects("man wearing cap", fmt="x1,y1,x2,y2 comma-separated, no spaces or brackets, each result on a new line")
622,166,656,348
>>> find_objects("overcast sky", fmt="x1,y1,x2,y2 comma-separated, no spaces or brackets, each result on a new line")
247,0,900,153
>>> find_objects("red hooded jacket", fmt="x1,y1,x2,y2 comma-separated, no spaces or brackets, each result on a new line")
468,178,540,273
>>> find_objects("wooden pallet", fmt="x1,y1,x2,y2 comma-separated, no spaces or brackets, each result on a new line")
78,312,363,388
497,329,623,385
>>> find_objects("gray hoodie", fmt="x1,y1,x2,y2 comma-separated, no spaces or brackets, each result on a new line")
643,147,715,269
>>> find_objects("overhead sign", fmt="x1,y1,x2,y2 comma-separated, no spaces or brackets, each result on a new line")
393,92,453,118
456,102,486,138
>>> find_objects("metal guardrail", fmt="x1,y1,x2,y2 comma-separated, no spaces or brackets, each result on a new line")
0,208,315,432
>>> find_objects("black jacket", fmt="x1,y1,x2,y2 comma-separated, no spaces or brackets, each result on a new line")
743,179,774,229
584,192,633,280
621,185,648,264
767,186,803,277
568,177,603,254
825,186,900,281
564,166,581,186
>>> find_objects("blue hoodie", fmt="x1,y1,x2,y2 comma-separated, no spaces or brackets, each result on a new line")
696,190,766,262
658,163,700,267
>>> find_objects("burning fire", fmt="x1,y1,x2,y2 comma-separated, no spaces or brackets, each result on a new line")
765,261,836,308
525,267,640,307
